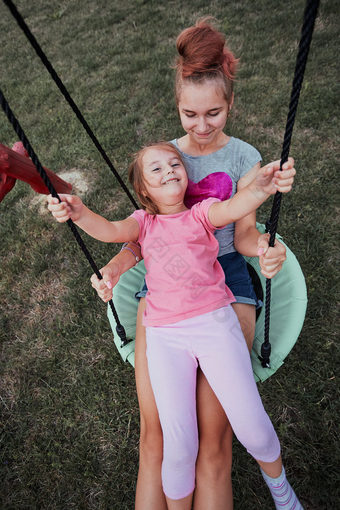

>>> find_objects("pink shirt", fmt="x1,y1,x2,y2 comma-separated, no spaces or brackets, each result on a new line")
131,198,235,327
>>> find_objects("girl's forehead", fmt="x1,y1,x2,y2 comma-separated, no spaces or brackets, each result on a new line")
178,80,227,110
142,147,179,166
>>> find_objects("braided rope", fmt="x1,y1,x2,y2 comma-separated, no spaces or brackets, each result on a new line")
2,0,319,359
0,87,131,347
260,0,320,368
3,0,138,210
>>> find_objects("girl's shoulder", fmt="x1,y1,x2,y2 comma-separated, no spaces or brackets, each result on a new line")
226,137,261,158
129,209,155,244
130,208,151,230
131,208,148,220
190,197,221,231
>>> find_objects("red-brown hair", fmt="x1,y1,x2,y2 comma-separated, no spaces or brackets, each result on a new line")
175,18,238,104
128,141,185,215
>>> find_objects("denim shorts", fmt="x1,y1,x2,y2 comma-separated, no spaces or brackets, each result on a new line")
136,251,262,308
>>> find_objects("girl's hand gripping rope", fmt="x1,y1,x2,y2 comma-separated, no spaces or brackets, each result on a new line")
47,193,84,222
255,157,295,278
90,263,121,303
254,157,296,196
257,234,286,278
273,157,296,192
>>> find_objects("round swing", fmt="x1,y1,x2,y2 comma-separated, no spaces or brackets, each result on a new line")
1,0,318,381
107,223,307,382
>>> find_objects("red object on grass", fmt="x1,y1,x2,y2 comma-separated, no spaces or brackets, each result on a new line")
0,142,72,202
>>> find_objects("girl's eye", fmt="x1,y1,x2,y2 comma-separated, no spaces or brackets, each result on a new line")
152,167,160,172
171,163,180,168
184,111,220,118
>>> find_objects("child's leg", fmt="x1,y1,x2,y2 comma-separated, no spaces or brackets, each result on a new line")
134,298,167,510
196,306,302,509
194,370,233,510
196,306,280,462
231,302,256,352
146,324,199,504
194,303,256,510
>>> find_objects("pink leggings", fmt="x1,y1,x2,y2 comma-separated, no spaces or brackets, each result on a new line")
146,306,280,500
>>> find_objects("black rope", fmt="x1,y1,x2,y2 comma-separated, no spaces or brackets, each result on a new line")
259,0,319,368
3,0,319,360
0,87,131,347
2,0,138,210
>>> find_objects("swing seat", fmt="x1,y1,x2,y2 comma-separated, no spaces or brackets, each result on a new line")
107,224,307,382
0,142,72,203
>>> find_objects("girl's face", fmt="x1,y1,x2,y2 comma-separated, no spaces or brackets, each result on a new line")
178,80,231,147
141,147,188,214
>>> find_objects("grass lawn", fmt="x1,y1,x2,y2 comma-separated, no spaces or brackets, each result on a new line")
0,0,339,508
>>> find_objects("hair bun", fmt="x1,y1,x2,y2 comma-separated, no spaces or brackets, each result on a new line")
176,18,237,80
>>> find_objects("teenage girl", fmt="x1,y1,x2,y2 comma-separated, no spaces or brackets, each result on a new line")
90,19,296,510
47,141,301,510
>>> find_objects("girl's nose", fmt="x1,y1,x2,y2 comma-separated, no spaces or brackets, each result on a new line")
197,116,208,132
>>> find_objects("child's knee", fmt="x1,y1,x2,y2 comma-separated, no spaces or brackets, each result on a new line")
162,441,198,500
139,419,163,465
164,431,198,469
242,422,280,462
197,433,233,480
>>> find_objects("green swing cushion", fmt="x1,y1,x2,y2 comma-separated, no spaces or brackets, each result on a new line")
107,224,307,382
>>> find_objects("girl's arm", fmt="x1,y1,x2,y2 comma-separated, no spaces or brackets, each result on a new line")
234,159,295,278
90,243,142,302
208,163,276,228
208,158,295,230
233,192,286,279
47,194,139,243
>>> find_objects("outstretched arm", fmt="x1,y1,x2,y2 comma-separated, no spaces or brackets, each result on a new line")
208,158,295,229
208,164,276,228
47,194,139,243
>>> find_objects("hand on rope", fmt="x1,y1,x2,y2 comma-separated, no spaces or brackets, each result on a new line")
271,157,296,193
257,234,286,279
47,193,83,222
90,263,120,303
255,157,295,278
91,241,142,303
254,157,296,194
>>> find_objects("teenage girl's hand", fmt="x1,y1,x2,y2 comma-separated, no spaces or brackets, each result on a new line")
257,234,286,278
47,194,83,222
90,263,121,303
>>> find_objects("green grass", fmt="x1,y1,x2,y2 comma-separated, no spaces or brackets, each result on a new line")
0,0,339,508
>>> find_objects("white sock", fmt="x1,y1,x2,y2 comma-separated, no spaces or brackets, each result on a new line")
261,466,304,510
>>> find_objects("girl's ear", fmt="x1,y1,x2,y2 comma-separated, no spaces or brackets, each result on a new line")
228,92,234,112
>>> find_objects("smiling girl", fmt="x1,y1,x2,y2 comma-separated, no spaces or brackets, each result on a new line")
89,19,297,510
47,141,301,510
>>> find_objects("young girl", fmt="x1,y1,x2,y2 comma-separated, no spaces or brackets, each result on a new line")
90,19,296,510
47,141,301,510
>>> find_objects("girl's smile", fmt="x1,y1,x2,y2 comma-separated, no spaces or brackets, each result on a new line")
141,148,188,214
178,80,232,154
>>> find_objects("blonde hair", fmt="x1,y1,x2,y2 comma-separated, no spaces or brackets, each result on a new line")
128,141,185,215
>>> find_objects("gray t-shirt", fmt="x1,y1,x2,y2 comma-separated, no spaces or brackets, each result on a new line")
171,137,262,256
